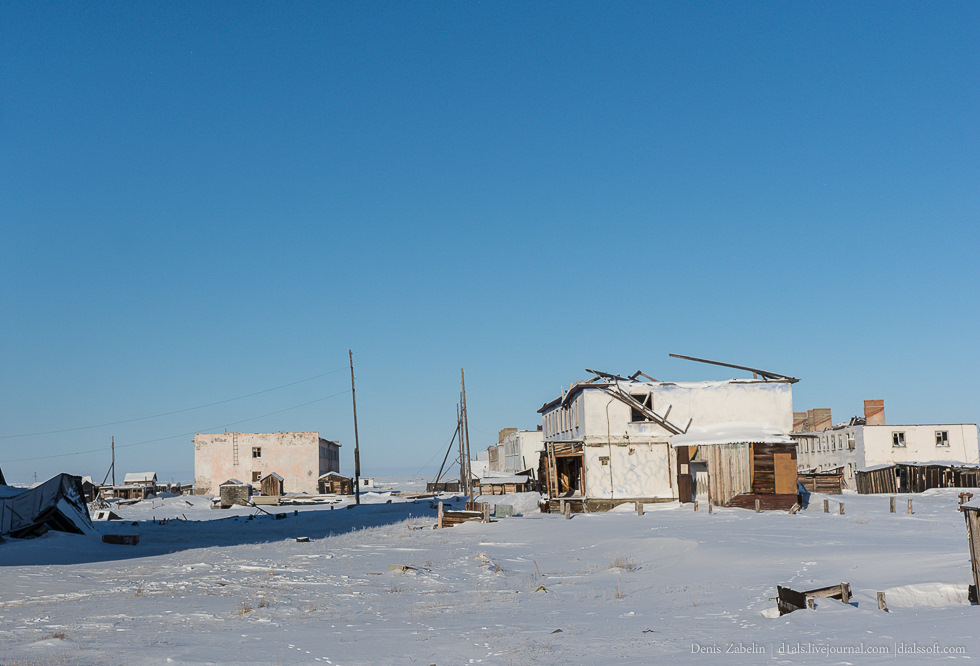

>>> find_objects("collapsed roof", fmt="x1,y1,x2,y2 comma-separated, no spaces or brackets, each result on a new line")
0,473,95,539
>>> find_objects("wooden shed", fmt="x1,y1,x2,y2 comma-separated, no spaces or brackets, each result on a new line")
475,473,535,495
672,424,799,511
318,472,353,495
260,472,284,497
218,478,251,508
798,468,844,494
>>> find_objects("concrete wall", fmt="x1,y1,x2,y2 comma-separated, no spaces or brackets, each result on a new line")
582,441,675,500
501,429,544,473
194,432,338,495
862,424,979,467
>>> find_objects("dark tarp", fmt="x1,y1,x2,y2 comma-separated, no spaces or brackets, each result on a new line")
0,474,95,539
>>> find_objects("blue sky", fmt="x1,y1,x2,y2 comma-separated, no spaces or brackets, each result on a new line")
2,2,977,484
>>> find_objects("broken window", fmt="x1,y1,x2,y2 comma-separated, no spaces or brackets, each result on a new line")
630,394,653,422
252,447,262,458
936,431,949,447
847,434,855,450
252,471,261,482
892,432,906,448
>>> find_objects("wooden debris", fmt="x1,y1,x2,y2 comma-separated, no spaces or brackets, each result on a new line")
777,582,852,616
102,534,139,546
877,591,889,612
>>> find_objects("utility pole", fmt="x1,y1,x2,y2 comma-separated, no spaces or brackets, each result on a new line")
349,350,361,506
457,403,465,491
111,436,115,486
461,369,472,497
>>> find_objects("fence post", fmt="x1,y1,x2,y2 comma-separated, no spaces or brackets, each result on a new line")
635,501,644,516
907,499,913,515
890,496,895,513
755,499,761,513
823,499,829,513
437,502,444,529
839,502,845,515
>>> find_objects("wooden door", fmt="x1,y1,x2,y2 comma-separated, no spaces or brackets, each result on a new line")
774,453,797,494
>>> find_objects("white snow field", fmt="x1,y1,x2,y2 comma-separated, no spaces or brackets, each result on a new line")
2,483,979,664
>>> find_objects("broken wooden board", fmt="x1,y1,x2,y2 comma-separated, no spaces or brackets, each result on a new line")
777,582,851,615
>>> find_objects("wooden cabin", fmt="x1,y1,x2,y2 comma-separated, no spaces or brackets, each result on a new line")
260,472,284,496
318,472,353,495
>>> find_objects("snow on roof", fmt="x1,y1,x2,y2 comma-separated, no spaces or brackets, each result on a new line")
220,478,245,485
262,472,284,481
670,422,793,447
124,472,157,483
478,474,530,484
318,471,350,480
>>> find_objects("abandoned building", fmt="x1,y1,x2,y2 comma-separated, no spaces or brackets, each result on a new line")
792,400,978,490
318,471,353,494
537,361,796,512
194,432,341,496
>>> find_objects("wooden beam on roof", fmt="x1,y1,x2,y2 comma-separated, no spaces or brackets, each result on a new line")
585,368,632,382
668,353,799,383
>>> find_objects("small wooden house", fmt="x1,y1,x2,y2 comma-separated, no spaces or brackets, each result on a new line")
218,478,251,508
260,472,284,496
318,472,353,495
672,423,799,510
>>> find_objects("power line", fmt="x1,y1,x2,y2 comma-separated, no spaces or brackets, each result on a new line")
0,367,348,439
0,389,352,464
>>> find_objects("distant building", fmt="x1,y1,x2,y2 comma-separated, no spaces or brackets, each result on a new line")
194,432,340,495
500,428,544,473
792,400,979,489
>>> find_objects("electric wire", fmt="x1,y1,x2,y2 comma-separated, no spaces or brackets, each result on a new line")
0,389,352,464
0,367,347,439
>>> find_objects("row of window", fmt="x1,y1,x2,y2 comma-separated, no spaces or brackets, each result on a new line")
892,430,950,448
799,433,855,454
544,401,578,437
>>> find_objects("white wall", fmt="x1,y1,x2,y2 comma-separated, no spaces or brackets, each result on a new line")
582,442,675,500
862,424,979,466
542,380,794,444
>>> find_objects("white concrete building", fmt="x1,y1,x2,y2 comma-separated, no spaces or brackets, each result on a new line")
793,400,979,488
538,372,794,510
500,428,544,473
194,432,340,495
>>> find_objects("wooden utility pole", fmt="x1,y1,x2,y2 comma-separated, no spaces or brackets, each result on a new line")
111,436,115,486
349,350,361,506
460,369,472,497
457,403,465,491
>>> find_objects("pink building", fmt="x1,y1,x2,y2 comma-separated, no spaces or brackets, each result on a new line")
194,432,340,495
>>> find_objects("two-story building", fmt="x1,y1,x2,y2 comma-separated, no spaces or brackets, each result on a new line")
538,369,796,511
194,432,340,495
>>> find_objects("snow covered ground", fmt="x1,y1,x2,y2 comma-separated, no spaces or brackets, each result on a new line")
1,483,979,664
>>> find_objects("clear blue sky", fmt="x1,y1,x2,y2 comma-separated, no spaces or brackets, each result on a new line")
2,2,977,484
